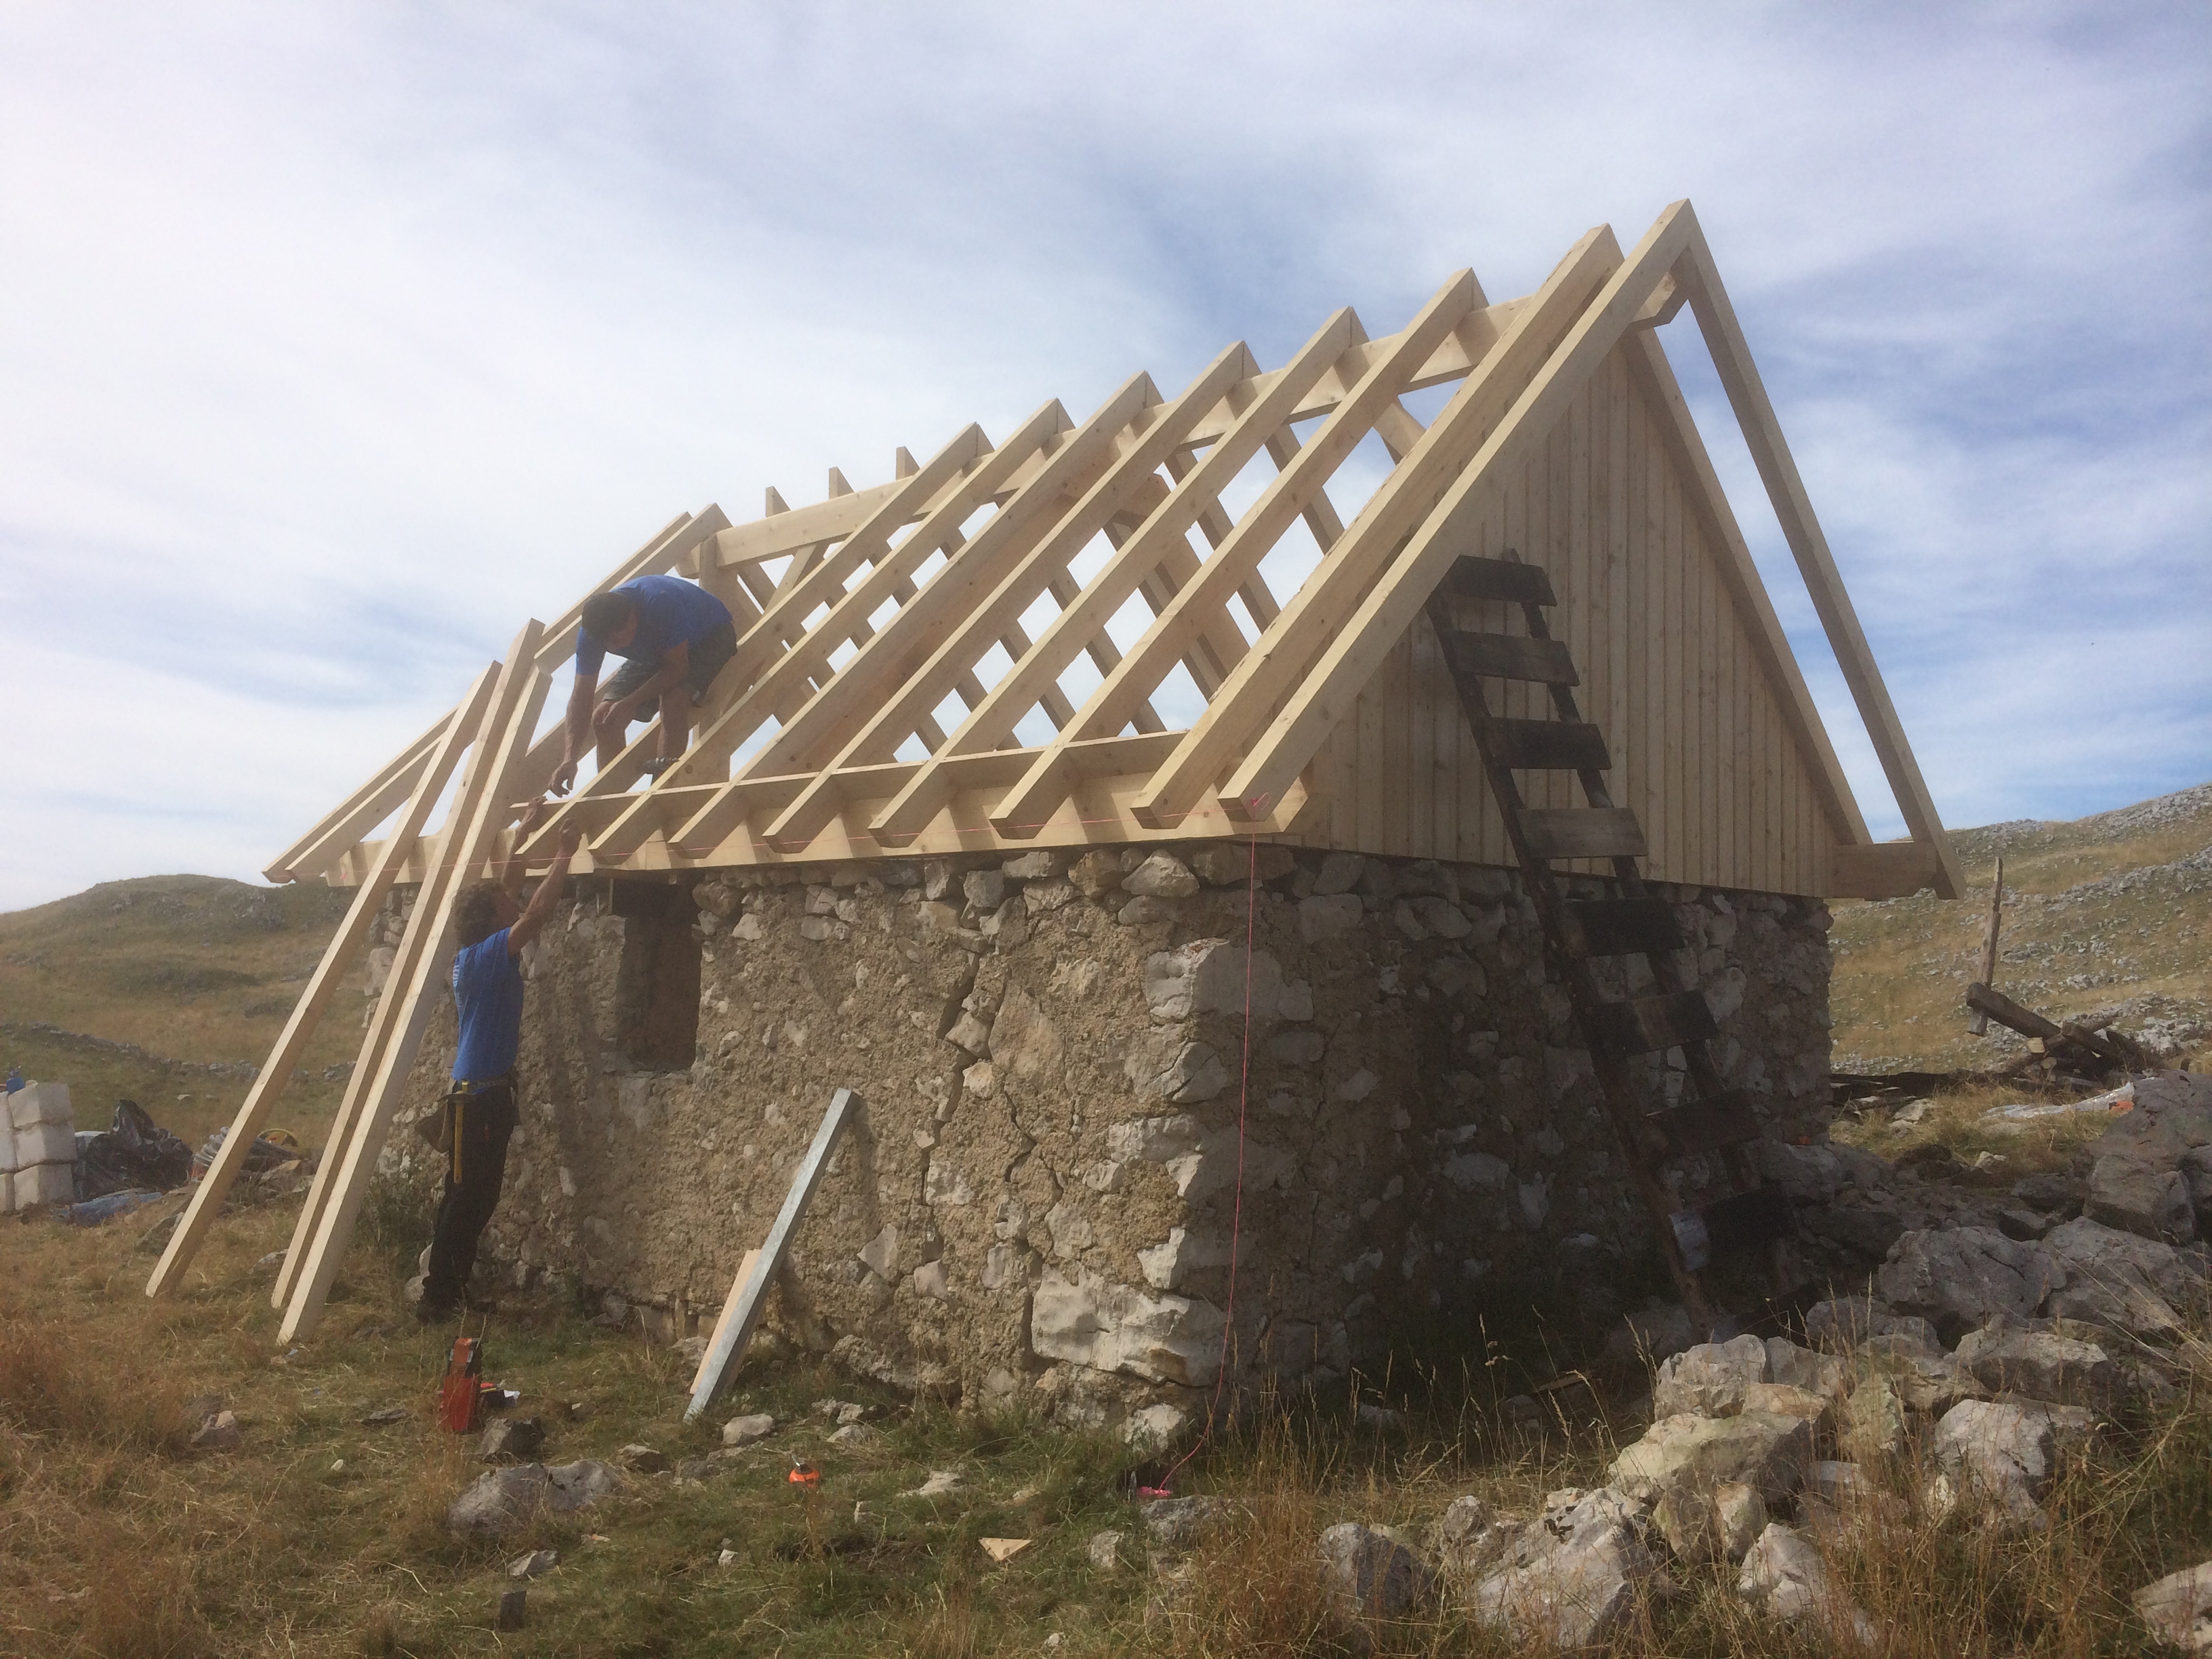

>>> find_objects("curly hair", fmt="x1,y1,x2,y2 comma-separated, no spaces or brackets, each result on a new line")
453,880,509,947
580,590,636,642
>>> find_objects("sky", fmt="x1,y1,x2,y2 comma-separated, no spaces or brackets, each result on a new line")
1,1,2206,912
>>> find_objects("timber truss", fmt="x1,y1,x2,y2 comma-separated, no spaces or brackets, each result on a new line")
271,199,1960,904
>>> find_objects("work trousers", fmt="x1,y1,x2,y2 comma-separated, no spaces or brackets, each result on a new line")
424,1083,518,1313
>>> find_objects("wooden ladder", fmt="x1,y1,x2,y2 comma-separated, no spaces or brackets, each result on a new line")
1426,552,1795,1332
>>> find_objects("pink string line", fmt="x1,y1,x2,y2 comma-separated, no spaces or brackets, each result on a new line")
1153,830,1257,1496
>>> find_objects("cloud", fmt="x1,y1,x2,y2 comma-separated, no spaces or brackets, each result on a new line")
0,1,2205,907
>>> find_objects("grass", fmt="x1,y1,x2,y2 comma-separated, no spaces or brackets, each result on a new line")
1828,784,2211,1076
0,874,359,1149
2,793,2206,1654
1,1185,2205,1656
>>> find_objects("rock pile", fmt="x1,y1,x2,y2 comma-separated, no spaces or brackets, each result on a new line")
1284,1141,2209,1648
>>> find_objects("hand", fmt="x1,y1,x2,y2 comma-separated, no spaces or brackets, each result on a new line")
550,758,577,796
556,823,583,858
516,798,550,836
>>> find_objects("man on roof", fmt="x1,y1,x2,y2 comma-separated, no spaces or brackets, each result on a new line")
550,574,737,792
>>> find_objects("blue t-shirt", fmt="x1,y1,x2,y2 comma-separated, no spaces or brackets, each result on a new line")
574,575,733,678
451,928,526,1082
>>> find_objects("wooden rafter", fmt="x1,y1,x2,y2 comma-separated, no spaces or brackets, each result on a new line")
279,202,1957,905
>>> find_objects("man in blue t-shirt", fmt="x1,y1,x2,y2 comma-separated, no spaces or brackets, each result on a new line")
419,804,581,1324
551,574,737,793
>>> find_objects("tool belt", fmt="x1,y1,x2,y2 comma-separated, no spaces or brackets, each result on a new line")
414,1075,512,1171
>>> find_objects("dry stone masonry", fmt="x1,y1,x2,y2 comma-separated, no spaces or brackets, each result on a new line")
384,845,1832,1436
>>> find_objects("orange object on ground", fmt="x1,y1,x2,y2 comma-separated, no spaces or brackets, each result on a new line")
440,1335,485,1433
787,1458,819,1486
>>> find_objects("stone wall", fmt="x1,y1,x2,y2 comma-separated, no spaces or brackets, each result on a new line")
380,846,1832,1441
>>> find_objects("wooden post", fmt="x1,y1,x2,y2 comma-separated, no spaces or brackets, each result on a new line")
685,1088,857,1421
1968,853,2004,1036
276,622,550,1340
147,661,501,1299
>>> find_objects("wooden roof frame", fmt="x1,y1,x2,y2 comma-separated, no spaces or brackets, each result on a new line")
272,201,1959,902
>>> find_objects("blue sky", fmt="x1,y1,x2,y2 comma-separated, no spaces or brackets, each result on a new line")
1,2,2205,911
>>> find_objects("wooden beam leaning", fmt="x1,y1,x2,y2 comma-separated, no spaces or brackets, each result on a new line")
1132,230,1620,830
854,340,1274,848
270,630,548,1311
264,712,453,884
1213,209,1693,825
277,626,552,1341
1038,268,1485,834
684,1087,858,1420
1672,224,1963,898
149,661,501,1298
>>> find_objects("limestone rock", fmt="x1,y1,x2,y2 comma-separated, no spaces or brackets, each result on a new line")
1029,1269,1225,1386
1311,852,1365,895
1087,1530,1126,1571
1142,1494,1229,1547
1068,850,1124,898
1764,1338,1846,1403
1877,1226,2055,1342
1954,1318,2121,1408
1317,1521,1435,1622
478,1416,545,1462
2041,1216,2207,1337
1298,893,1363,942
2133,1559,2212,1652
1607,1410,1814,1507
508,1549,560,1578
1118,895,1177,926
1466,1486,1656,1650
1802,1295,1942,1357
1652,1334,1769,1418
1736,1523,1879,1647
1839,1375,1908,1462
962,868,1006,912
1123,853,1200,899
190,1410,243,1453
720,1413,775,1448
2089,1151,2196,1245
1000,850,1065,881
1433,1496,1522,1583
1716,1482,1768,1563
616,1443,670,1474
986,987,1064,1084
1740,1382,1831,1434
907,1469,964,1497
1933,1399,2095,1520
447,1460,619,1537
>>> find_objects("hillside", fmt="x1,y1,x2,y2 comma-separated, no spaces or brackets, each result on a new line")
1830,781,2212,1076
0,874,356,1148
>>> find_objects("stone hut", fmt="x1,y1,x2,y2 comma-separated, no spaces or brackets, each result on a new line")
258,201,1959,1426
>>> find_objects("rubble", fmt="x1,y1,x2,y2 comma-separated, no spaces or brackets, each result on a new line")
1316,1521,1434,1622
2134,1559,2212,1652
1736,1522,1879,1647
447,1460,621,1536
1463,1487,1656,1650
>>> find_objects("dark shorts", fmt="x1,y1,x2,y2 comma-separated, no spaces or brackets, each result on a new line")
602,619,737,720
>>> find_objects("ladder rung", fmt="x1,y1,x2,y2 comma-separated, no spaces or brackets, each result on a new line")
1646,1091,1762,1160
1437,630,1579,686
1700,1185,1796,1254
1443,556,1556,607
1488,718,1610,771
1520,807,1646,860
1561,897,1681,958
1586,989,1719,1055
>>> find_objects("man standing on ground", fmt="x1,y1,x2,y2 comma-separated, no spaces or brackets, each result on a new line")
550,575,737,792
419,803,581,1324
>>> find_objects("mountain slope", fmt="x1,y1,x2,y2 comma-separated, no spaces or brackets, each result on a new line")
1830,782,2212,1074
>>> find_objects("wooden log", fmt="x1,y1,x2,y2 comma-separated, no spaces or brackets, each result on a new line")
1967,855,2004,1036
